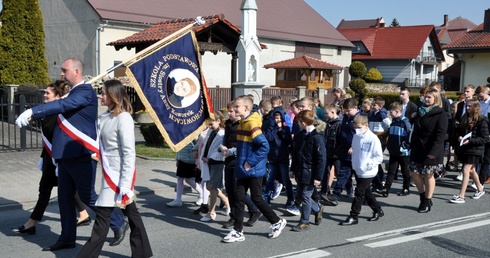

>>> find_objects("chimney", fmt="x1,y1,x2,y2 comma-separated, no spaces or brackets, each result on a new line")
443,14,448,26
484,9,490,32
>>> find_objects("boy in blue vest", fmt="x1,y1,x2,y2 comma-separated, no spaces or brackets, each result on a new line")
381,102,412,197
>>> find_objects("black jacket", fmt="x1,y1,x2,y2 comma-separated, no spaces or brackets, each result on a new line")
324,116,341,159
410,106,448,165
290,129,326,185
402,101,418,124
456,116,489,157
223,119,239,167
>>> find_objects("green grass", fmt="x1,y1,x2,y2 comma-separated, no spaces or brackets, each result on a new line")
135,144,176,159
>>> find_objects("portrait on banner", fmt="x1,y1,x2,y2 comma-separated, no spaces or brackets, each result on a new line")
127,31,213,152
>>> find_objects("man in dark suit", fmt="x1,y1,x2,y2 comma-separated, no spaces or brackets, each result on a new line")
399,87,418,124
16,58,127,251
454,84,476,122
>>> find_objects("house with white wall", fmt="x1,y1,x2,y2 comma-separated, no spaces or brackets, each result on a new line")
39,0,352,89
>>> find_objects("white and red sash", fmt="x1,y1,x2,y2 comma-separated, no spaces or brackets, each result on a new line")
41,128,58,168
100,145,136,209
57,114,100,161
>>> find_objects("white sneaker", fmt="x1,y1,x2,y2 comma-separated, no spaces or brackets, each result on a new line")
472,191,485,199
456,173,463,181
200,212,216,222
268,218,287,238
222,230,245,243
166,199,182,207
470,183,485,191
285,205,301,216
470,183,477,190
271,182,283,200
449,196,465,204
196,197,203,206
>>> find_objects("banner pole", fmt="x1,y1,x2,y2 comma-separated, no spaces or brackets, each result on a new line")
88,16,205,84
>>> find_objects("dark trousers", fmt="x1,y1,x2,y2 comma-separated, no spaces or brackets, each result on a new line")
350,176,381,218
372,145,386,188
57,156,124,243
32,159,88,221
77,202,152,258
31,163,58,221
297,183,320,224
480,143,490,181
265,161,294,204
320,158,340,194
233,177,280,232
333,160,353,196
224,165,257,220
385,155,411,191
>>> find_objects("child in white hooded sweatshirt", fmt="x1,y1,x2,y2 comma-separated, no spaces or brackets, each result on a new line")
340,114,384,226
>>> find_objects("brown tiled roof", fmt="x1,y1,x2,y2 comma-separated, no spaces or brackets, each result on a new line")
444,24,490,50
436,16,477,42
446,17,477,31
264,55,343,70
108,14,238,46
88,0,353,47
337,18,383,29
339,25,440,60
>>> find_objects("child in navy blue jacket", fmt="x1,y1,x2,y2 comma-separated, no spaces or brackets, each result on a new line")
264,111,293,206
320,103,342,206
333,98,359,199
290,110,326,231
382,102,412,197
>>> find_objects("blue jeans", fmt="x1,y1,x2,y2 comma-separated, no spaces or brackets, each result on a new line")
321,158,340,194
333,160,353,196
265,161,294,205
297,183,319,224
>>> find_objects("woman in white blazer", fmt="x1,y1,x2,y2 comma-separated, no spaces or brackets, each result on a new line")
78,80,152,258
200,110,230,222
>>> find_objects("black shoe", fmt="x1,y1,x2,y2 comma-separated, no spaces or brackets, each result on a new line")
222,218,235,229
244,211,262,227
110,220,129,246
193,204,209,215
320,194,339,206
340,216,358,226
380,188,389,197
11,225,36,235
76,217,91,227
314,205,324,225
42,241,76,251
397,189,410,196
368,210,384,221
418,197,431,213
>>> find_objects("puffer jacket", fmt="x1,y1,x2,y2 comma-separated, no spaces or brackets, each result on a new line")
264,110,292,162
235,112,270,179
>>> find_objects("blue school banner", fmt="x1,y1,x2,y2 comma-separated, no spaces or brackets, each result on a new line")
127,31,213,152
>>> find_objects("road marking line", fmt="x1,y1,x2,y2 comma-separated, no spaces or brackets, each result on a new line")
347,212,490,242
365,219,490,248
269,248,332,258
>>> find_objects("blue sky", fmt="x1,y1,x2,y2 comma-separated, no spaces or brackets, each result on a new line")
305,0,489,27
0,1,487,27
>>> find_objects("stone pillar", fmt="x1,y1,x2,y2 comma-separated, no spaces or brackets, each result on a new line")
231,82,264,105
297,86,306,99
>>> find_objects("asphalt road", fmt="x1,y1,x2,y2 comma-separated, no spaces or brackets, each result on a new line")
2,172,490,258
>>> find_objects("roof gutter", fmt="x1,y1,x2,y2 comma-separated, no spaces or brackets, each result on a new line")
95,21,108,76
